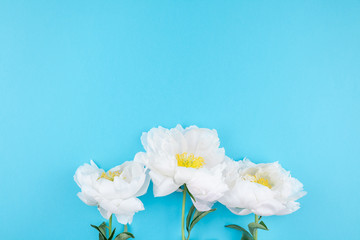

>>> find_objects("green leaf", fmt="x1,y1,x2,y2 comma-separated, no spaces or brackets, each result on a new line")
225,225,254,240
186,205,196,232
108,227,116,240
192,209,202,221
91,224,107,240
189,208,216,232
114,232,135,240
184,184,196,202
99,222,107,237
248,222,269,236
241,234,254,240
259,221,268,230
108,228,116,240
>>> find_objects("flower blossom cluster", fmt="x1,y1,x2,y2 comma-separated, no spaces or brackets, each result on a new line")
74,124,306,224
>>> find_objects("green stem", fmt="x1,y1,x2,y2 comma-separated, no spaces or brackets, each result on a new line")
108,214,113,237
254,214,259,240
181,186,187,240
186,231,191,240
124,224,128,232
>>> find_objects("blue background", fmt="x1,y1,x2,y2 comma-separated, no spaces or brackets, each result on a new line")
0,1,359,239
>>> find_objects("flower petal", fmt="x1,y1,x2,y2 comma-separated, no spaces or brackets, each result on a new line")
149,170,181,197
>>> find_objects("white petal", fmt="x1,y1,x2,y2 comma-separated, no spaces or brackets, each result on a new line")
115,213,134,225
186,166,228,202
183,127,225,168
149,170,181,197
135,170,150,197
98,206,112,219
134,152,148,165
173,167,197,185
77,192,97,206
113,198,144,214
191,198,214,212
252,199,285,216
228,207,251,216
74,161,102,188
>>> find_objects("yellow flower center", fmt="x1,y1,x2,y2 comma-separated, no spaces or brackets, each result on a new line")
251,175,272,189
176,152,205,169
97,170,122,181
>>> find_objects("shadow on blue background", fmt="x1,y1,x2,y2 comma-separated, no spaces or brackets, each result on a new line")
0,0,359,239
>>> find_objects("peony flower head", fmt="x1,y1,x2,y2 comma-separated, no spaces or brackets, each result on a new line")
74,160,150,224
219,158,306,216
135,124,228,211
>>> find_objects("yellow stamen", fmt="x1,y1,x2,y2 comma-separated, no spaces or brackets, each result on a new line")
176,152,205,169
251,176,272,189
97,170,122,181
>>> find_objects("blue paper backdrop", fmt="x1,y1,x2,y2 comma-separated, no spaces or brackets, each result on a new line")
1,1,359,239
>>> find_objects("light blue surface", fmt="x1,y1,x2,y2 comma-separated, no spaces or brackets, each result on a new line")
1,0,359,239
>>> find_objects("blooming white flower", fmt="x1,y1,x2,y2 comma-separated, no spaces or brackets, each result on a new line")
219,159,306,216
135,124,228,211
74,160,150,224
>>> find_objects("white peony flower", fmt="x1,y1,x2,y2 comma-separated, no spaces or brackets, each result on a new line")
219,158,306,216
135,124,228,211
74,160,150,224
